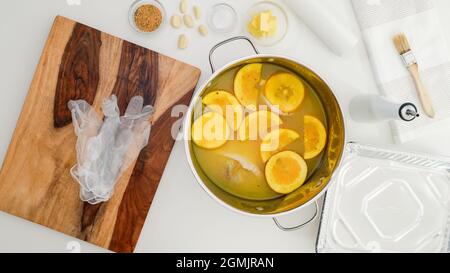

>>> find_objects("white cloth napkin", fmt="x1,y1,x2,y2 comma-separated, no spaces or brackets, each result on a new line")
352,0,450,143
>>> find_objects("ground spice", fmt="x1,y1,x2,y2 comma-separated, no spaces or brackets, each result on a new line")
134,4,163,32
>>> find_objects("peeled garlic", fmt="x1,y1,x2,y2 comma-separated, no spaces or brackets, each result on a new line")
193,5,201,20
178,34,188,49
183,14,194,28
180,0,188,14
198,25,208,36
170,15,182,29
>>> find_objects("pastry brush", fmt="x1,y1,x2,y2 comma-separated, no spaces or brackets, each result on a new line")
393,33,436,118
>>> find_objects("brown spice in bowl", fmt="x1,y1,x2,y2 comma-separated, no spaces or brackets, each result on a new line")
134,4,163,32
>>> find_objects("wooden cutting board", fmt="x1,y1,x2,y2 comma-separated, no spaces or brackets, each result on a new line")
0,16,201,252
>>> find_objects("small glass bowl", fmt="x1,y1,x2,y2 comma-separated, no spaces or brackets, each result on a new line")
128,0,166,34
244,1,289,47
207,3,239,34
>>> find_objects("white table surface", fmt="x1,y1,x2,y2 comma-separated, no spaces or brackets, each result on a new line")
1,0,450,253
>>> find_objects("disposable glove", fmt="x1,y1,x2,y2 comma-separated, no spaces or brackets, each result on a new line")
68,95,154,204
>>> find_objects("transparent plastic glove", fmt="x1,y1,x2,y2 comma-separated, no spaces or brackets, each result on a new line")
68,95,154,204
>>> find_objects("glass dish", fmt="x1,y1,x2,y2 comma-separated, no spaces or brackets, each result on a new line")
207,3,239,34
244,1,288,47
128,0,166,34
317,143,450,253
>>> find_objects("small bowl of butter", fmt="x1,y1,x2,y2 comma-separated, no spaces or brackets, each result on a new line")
245,1,288,47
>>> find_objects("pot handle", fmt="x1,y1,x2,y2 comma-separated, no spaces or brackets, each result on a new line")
272,201,319,232
209,36,260,73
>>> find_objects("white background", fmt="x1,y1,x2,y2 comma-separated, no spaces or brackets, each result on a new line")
0,0,450,253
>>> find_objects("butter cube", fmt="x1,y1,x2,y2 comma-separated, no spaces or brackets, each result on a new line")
247,10,277,38
259,11,272,32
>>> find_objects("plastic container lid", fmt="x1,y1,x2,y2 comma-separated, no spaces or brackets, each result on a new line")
317,143,450,253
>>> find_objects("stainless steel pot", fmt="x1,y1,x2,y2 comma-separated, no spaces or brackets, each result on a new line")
184,37,346,230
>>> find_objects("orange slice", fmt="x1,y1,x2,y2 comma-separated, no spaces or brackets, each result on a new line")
192,112,230,149
238,110,283,141
260,129,300,162
265,151,308,194
264,73,305,113
202,90,244,131
304,115,327,159
234,63,263,111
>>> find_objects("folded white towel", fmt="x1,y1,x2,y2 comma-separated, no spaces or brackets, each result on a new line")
352,0,450,143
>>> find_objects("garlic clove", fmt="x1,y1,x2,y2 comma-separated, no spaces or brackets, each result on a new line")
170,14,182,29
178,34,188,49
193,5,201,20
180,0,188,14
198,25,208,36
183,14,194,28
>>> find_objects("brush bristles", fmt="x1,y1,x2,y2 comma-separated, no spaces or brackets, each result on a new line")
393,33,411,55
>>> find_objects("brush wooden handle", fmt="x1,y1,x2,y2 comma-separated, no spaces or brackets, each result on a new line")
408,64,436,118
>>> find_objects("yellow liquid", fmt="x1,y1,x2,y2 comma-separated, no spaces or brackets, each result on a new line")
193,63,327,201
